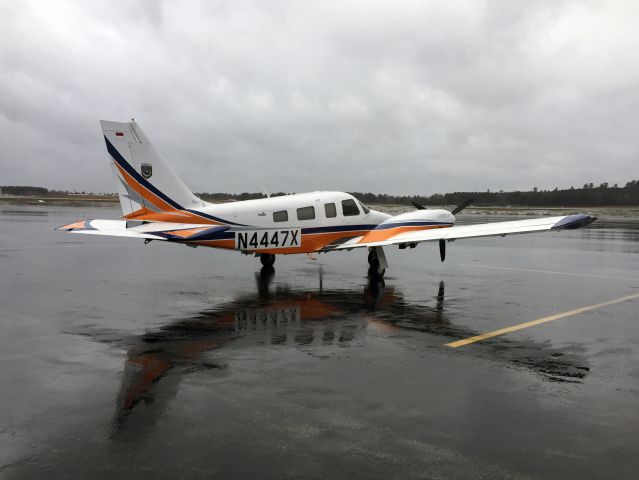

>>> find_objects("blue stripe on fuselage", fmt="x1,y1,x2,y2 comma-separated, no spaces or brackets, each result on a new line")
300,224,378,234
373,221,453,230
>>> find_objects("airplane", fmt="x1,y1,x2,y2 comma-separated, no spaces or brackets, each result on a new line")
57,120,597,276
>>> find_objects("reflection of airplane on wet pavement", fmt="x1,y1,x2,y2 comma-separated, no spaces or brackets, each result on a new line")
76,269,589,428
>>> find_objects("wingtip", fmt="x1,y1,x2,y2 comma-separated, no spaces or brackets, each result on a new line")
552,214,597,230
55,220,94,232
55,223,74,231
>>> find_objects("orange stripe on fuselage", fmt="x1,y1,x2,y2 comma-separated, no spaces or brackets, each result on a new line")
358,224,451,243
188,230,372,254
175,225,453,253
258,230,372,254
191,239,236,249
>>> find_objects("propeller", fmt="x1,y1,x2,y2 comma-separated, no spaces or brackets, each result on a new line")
411,197,471,262
439,198,474,261
451,198,474,215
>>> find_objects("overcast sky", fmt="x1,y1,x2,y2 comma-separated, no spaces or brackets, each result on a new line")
1,0,637,195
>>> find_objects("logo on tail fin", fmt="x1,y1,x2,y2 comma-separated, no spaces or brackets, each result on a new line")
141,163,153,179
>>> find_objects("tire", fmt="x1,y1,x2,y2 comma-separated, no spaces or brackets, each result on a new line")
260,253,276,267
368,249,378,267
368,266,385,279
368,248,383,277
369,256,380,270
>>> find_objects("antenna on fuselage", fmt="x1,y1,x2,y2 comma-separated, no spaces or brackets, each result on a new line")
259,181,271,198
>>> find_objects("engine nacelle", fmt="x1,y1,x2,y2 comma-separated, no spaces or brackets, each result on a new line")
359,209,455,244
376,209,455,229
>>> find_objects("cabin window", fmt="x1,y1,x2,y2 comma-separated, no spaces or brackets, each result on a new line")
341,199,360,216
324,203,337,218
273,210,288,222
297,206,315,220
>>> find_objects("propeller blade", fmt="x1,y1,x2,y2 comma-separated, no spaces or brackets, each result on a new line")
439,239,446,262
411,201,426,210
451,198,474,215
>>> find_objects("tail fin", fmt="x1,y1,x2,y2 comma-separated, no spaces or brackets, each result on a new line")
101,120,202,220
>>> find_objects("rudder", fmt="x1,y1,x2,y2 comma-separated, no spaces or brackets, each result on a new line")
101,120,203,219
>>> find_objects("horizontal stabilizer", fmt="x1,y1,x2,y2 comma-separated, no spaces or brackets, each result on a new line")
57,219,167,240
56,219,229,241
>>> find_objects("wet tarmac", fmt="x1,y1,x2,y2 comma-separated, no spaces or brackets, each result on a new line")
1,205,638,479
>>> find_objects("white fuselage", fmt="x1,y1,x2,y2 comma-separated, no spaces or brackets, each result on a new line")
203,191,389,228
182,191,455,254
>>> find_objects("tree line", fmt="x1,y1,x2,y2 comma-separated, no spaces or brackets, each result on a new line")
202,181,639,206
0,186,113,197
3,180,639,206
349,181,639,207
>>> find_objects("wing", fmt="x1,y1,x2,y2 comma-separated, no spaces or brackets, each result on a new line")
330,214,597,250
56,219,231,242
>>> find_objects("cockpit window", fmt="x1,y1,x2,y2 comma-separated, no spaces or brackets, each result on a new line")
358,201,370,214
341,199,360,216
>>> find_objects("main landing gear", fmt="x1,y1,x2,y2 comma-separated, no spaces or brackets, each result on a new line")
367,246,388,278
260,253,276,267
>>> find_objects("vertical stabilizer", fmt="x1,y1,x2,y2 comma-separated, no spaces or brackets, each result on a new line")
100,120,202,219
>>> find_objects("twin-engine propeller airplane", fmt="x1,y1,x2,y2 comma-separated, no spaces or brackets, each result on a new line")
58,120,597,276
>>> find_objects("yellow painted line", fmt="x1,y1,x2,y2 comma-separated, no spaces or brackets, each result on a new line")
459,264,639,283
445,292,639,348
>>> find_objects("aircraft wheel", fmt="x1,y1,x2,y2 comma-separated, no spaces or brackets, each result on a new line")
367,248,377,267
367,275,386,297
369,256,380,270
368,266,385,279
260,253,276,267
367,248,384,277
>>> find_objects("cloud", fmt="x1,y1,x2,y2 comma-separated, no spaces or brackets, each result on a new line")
1,0,637,194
